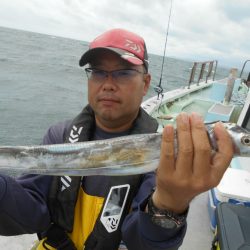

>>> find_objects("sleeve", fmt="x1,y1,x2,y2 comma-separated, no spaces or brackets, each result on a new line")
0,174,52,235
121,172,187,250
0,120,70,236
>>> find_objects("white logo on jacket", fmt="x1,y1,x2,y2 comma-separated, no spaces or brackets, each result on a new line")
100,184,130,233
61,125,83,192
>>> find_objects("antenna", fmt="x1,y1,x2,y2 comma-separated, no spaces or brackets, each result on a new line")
154,0,174,99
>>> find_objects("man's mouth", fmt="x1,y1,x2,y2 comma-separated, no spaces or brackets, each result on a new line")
98,96,120,105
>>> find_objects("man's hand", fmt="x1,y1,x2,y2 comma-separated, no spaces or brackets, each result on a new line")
152,112,234,214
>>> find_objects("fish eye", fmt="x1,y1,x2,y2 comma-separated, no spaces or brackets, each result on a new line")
241,136,250,145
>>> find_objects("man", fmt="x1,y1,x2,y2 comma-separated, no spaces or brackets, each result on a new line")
0,28,233,250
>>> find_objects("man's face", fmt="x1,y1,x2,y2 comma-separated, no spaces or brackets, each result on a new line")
87,50,151,131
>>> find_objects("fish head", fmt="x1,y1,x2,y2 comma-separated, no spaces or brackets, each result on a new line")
225,123,250,156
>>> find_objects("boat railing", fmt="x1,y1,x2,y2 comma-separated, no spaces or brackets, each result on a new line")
239,60,250,77
239,60,250,87
187,60,218,89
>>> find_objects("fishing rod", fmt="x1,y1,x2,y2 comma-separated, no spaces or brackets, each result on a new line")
154,0,174,100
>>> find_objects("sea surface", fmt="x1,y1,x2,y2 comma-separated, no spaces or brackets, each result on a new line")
0,26,231,146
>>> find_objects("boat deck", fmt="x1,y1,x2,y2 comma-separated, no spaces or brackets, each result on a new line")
180,192,214,250
143,77,248,130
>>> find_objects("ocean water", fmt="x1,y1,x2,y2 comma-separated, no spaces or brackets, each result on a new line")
0,26,230,146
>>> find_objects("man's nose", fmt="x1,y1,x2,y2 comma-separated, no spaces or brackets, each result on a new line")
102,73,118,90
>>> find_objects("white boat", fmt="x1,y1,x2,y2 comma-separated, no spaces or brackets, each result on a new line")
142,59,250,249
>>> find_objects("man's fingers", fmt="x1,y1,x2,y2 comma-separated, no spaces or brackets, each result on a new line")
158,125,175,175
190,113,211,177
175,113,193,175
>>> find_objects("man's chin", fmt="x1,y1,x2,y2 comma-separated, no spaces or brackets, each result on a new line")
99,112,117,122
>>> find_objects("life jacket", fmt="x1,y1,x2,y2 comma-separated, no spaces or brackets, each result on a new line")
36,105,158,250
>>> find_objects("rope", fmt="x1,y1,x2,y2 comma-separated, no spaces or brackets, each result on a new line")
154,0,174,100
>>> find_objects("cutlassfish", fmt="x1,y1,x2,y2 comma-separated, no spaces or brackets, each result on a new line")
0,123,249,176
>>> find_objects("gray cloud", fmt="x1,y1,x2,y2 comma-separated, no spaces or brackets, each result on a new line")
0,0,249,68
217,0,250,22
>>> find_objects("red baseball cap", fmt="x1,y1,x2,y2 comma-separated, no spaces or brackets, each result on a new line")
79,28,149,71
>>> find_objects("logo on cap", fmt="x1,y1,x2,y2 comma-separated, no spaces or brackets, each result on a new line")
125,39,142,54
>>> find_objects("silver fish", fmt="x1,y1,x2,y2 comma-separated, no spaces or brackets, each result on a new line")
206,122,250,156
0,123,249,176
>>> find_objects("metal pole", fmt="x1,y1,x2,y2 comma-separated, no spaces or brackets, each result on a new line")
223,68,238,105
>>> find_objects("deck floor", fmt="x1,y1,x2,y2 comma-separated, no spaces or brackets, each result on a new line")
180,191,214,250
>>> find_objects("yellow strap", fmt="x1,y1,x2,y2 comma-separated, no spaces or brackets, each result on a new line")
34,188,104,250
31,238,55,250
69,188,104,248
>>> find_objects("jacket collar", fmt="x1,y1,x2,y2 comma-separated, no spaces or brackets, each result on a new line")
65,105,158,143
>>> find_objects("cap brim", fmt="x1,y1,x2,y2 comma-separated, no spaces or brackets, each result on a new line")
79,47,144,67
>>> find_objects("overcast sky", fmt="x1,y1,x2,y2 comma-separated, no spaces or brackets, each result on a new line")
0,0,249,68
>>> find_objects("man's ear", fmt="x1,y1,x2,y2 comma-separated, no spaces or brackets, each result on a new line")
143,73,151,96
